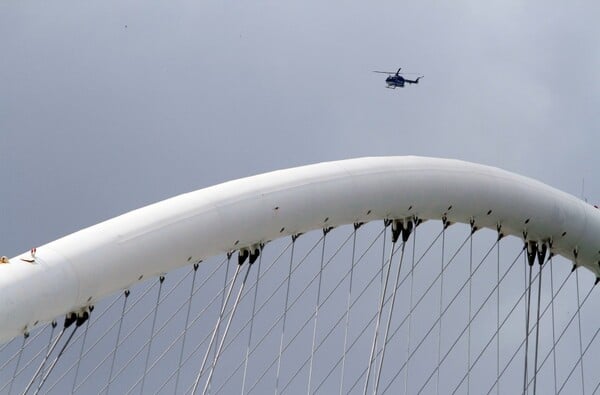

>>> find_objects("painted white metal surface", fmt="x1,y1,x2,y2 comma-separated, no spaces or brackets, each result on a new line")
1,156,599,344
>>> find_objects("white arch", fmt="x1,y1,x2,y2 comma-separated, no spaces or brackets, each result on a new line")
1,156,599,344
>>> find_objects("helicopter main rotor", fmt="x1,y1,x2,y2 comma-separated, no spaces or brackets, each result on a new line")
373,69,421,75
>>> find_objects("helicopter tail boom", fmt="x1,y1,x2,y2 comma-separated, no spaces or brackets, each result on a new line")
405,76,424,84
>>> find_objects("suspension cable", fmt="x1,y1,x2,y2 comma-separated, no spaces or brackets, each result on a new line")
376,239,500,395
381,222,388,286
280,239,410,395
2,325,56,395
62,274,190,394
224,235,330,363
122,269,204,394
7,333,27,395
191,262,243,395
71,316,91,393
318,231,467,395
593,379,600,395
421,245,525,395
34,322,56,391
307,228,330,394
155,238,304,395
116,257,240,395
489,266,574,395
241,250,263,394
136,275,166,395
549,256,558,394
216,232,352,394
34,325,77,395
314,228,446,395
150,253,269,394
235,230,384,395
339,225,359,395
248,237,355,394
363,232,398,395
467,229,474,395
105,289,130,395
43,293,124,393
374,239,407,394
557,287,599,394
43,223,506,392
5,225,600,395
64,286,153,393
0,324,47,372
575,269,586,395
97,270,213,394
454,252,566,394
275,236,297,395
347,233,486,394
0,334,15,355
496,232,501,395
145,241,291,395
23,325,67,394
525,275,595,392
34,312,89,394
532,246,545,395
214,253,232,368
174,264,200,394
435,223,447,395
202,261,254,395
402,225,417,395
523,244,535,395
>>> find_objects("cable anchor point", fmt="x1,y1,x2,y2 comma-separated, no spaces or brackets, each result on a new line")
536,243,548,265
238,249,249,265
249,244,261,264
470,218,478,234
391,218,414,243
526,241,537,266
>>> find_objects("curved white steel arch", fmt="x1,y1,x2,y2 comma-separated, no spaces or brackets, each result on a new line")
1,156,599,344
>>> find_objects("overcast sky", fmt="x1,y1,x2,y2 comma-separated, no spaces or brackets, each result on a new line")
2,0,599,256
1,1,599,393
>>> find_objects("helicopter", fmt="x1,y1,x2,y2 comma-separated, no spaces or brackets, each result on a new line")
373,68,423,89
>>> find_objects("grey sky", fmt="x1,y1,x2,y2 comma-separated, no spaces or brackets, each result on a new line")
1,0,599,393
2,0,599,256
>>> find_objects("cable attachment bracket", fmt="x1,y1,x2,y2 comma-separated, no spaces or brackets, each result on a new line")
536,242,548,265
76,309,90,327
413,215,423,227
571,263,578,272
249,244,261,265
64,312,77,328
391,218,414,243
442,215,452,229
526,241,537,266
470,218,478,234
238,249,249,265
